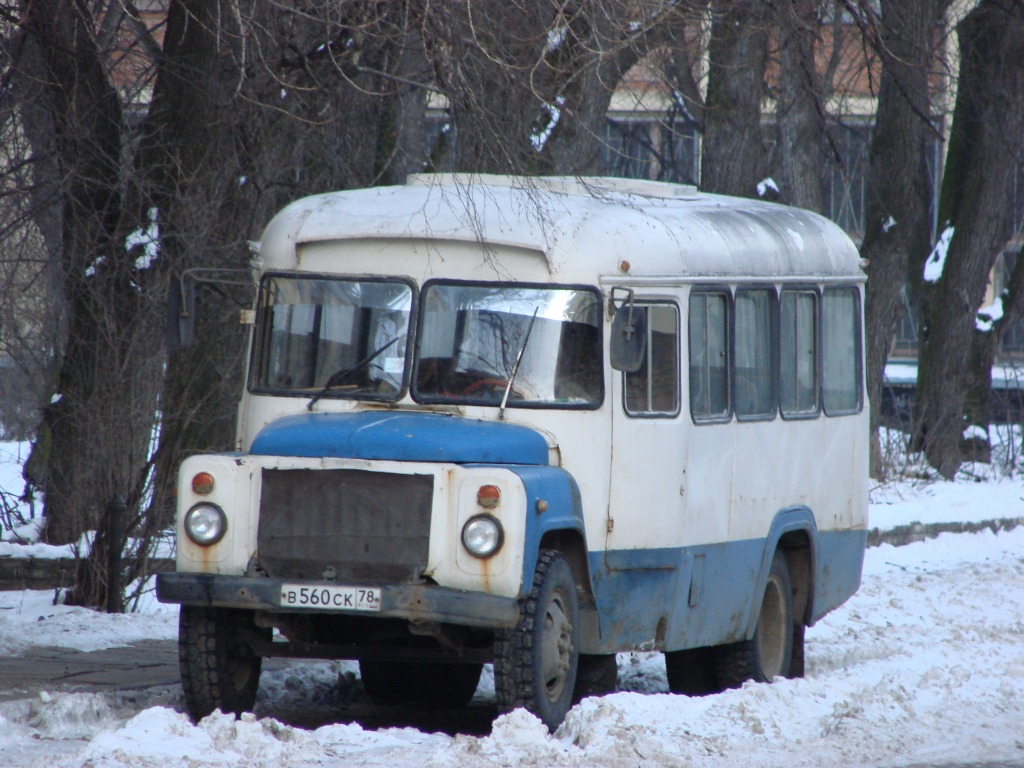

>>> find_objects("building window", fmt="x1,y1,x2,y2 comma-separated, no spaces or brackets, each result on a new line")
602,118,700,184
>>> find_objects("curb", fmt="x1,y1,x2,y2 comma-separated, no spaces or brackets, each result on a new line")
0,557,174,591
867,517,1024,547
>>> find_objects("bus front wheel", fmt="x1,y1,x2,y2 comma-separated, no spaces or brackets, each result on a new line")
178,606,267,721
716,551,795,687
494,549,580,732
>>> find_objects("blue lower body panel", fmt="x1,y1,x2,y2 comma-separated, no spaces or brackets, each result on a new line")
582,528,866,655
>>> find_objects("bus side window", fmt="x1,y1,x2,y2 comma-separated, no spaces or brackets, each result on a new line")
780,289,819,417
688,291,730,421
624,303,680,417
734,288,776,420
823,287,863,415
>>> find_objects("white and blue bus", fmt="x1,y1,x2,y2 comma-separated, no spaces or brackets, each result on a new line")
157,174,868,730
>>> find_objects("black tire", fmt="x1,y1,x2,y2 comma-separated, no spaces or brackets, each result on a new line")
790,622,806,678
359,659,483,708
573,654,618,703
494,550,580,732
716,551,794,688
665,645,723,696
178,606,268,721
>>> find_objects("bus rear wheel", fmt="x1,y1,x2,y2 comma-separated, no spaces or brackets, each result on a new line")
494,549,580,732
716,551,795,687
665,646,722,695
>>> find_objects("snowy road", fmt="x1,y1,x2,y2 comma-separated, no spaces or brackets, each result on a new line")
0,478,1023,767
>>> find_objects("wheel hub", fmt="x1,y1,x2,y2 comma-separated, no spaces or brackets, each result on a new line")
540,592,574,701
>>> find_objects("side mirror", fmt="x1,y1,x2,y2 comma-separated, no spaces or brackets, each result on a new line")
610,300,647,373
166,274,196,352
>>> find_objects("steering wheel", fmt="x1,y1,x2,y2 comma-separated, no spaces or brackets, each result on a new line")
460,377,511,396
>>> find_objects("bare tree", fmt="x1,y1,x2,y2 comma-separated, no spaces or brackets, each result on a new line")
914,0,1024,478
844,0,952,477
701,0,770,197
13,2,163,561
3,0,672,608
771,0,832,214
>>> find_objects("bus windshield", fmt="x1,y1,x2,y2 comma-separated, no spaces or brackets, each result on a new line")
250,275,413,402
413,282,603,408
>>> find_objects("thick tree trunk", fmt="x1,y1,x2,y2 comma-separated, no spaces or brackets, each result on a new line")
915,0,1024,479
701,0,768,197
966,242,1024,435
421,0,559,174
133,0,252,535
860,0,948,477
21,2,159,548
145,2,434,531
772,0,828,214
541,2,642,176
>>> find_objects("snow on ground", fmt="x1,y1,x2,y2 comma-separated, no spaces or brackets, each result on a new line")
1,439,1024,767
2,520,1022,768
0,588,175,655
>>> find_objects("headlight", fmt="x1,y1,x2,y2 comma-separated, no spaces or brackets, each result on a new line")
461,514,504,559
184,503,227,546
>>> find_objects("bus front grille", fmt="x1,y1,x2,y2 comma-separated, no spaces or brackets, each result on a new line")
257,468,433,584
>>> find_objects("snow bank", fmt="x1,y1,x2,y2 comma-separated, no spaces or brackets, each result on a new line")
0,588,176,654
0,523,1014,768
2,443,1024,767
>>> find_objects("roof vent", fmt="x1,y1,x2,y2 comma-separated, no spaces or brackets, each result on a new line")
406,173,699,200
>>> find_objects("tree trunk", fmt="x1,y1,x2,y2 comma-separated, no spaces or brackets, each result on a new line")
915,0,1024,479
859,0,949,477
133,0,256,535
21,2,161,547
772,0,828,214
540,1,643,176
145,2,435,531
966,242,1024,436
421,0,559,174
701,0,768,197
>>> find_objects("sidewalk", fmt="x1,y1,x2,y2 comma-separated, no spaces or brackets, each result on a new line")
0,639,179,703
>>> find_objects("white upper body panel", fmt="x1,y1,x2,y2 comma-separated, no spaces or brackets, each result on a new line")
257,174,863,284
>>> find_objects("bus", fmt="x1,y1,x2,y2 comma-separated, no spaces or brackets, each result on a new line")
157,174,868,731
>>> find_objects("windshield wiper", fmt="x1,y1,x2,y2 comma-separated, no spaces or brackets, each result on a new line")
499,307,538,420
306,336,401,411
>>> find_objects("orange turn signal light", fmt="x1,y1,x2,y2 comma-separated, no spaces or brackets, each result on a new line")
477,484,501,509
191,472,215,495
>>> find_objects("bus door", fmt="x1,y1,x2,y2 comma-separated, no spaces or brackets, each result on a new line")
604,295,688,645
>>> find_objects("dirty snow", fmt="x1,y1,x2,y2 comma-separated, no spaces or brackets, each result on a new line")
1,443,1024,766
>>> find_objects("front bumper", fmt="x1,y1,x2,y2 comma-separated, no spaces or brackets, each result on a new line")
156,572,520,629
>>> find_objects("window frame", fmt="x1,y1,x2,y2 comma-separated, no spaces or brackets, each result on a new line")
688,287,733,424
822,285,864,417
622,299,682,419
733,285,779,423
410,278,605,411
778,285,822,420
247,272,418,403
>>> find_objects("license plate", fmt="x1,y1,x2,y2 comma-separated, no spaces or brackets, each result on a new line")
279,584,381,612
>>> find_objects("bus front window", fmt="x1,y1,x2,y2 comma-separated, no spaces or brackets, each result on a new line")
250,276,413,402
413,282,603,408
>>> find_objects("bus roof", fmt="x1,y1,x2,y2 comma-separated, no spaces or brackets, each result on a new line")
258,174,864,283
